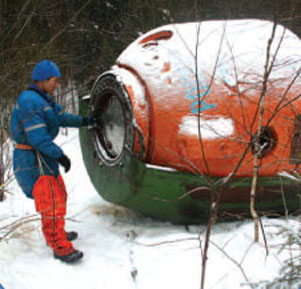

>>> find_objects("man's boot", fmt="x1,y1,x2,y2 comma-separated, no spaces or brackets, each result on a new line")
66,231,78,241
54,249,84,263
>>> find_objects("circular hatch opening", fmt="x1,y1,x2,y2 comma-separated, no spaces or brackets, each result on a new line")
91,74,134,166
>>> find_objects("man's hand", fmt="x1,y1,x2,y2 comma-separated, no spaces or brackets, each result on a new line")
58,154,71,173
82,115,101,129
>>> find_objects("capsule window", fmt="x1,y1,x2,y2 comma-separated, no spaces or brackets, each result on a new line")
139,30,173,47
251,126,277,158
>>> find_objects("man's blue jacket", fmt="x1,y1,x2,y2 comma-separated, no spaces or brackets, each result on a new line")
10,83,84,198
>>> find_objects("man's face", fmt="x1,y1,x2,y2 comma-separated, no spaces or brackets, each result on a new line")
40,77,60,95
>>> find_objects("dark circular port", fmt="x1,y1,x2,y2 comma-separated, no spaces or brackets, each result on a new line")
91,73,134,166
251,126,277,158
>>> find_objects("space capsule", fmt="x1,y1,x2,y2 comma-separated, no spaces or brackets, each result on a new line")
79,20,301,224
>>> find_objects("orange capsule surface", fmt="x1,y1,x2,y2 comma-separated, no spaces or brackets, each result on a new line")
107,20,301,178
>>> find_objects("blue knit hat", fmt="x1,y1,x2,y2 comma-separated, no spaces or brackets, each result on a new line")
32,60,62,81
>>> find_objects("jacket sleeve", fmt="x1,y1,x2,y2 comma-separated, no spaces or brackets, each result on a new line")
20,96,63,160
55,103,84,128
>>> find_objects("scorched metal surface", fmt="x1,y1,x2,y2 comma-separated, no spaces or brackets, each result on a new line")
79,20,301,224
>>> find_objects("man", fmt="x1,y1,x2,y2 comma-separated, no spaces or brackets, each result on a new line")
10,59,94,264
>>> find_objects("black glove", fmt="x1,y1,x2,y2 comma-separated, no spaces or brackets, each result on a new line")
82,115,101,128
58,154,71,173
82,117,91,127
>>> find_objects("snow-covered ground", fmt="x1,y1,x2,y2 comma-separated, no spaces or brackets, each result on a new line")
0,129,300,289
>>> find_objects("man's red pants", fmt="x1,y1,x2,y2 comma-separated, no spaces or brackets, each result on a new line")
32,175,74,256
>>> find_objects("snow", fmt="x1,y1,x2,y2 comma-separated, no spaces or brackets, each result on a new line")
0,129,300,289
112,66,148,111
178,115,235,139
145,163,177,172
117,20,301,97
